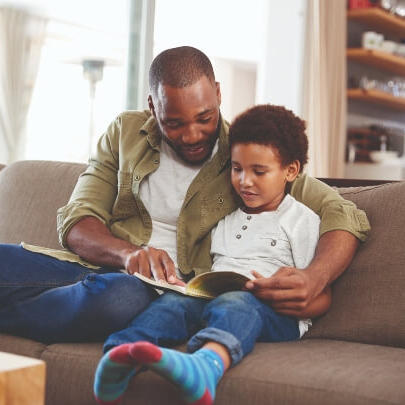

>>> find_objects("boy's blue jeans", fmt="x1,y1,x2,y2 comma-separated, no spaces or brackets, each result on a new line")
105,290,300,366
0,244,157,343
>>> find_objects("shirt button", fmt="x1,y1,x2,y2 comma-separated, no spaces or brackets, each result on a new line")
270,239,277,246
242,225,247,230
236,234,241,239
247,215,252,220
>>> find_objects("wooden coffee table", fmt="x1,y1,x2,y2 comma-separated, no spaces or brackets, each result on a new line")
0,351,46,405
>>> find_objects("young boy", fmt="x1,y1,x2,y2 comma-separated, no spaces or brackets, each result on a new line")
93,105,332,405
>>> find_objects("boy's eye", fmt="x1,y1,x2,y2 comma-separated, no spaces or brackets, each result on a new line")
232,166,242,172
254,171,266,175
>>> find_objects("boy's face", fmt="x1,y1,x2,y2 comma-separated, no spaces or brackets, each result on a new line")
231,143,299,213
148,75,221,165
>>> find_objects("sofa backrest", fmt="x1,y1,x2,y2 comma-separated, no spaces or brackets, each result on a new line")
306,181,405,348
0,160,85,249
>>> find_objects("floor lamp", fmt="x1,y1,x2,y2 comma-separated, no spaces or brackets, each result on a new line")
82,59,105,156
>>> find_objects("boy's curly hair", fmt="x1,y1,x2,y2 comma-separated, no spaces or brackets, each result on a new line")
228,104,308,173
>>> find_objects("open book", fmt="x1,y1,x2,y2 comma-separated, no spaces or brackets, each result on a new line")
134,271,251,299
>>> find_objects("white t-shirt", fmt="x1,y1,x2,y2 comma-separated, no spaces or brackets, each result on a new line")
139,139,217,279
210,194,320,337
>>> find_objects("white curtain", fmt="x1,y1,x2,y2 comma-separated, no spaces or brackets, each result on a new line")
302,0,347,178
0,8,47,164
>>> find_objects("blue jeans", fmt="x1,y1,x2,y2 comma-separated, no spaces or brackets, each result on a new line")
0,244,157,343
105,290,300,366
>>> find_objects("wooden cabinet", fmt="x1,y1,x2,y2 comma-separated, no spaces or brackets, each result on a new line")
347,8,405,37
347,8,405,110
346,7,405,179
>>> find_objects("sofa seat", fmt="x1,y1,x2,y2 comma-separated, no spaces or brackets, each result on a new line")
1,334,404,405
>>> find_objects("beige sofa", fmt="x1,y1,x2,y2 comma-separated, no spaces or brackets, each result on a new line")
0,160,404,405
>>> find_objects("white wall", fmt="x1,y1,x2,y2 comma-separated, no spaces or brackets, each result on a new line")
255,0,307,116
213,58,257,120
153,0,306,120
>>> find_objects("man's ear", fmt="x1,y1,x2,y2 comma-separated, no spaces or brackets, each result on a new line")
215,82,221,107
148,95,156,117
286,160,300,182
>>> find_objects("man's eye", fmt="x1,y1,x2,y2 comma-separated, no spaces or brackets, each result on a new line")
166,121,182,129
254,171,266,175
199,117,211,124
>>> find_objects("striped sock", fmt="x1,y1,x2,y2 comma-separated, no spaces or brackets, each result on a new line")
129,341,224,405
93,343,139,404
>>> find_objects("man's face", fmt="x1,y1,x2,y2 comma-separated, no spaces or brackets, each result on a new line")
148,76,221,164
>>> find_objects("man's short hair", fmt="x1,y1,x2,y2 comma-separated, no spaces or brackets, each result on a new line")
149,46,215,96
229,104,308,172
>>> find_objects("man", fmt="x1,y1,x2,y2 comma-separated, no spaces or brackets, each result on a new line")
0,46,370,348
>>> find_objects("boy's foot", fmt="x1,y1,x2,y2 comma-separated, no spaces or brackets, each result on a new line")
94,343,139,404
129,341,224,405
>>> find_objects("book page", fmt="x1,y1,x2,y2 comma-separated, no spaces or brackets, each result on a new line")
185,271,250,299
133,273,187,295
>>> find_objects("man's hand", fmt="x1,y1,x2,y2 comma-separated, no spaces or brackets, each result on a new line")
245,267,316,315
246,268,332,318
124,246,185,285
244,230,359,317
66,217,185,285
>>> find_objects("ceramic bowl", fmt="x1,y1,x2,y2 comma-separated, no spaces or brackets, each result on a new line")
370,150,399,164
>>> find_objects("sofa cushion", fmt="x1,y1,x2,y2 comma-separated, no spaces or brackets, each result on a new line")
0,160,85,249
29,339,405,405
306,182,405,348
0,333,46,359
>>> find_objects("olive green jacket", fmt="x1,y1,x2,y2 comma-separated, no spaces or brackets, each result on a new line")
25,111,370,275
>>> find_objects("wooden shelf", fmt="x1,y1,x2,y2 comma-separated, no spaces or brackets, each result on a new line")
347,48,405,76
348,8,405,37
348,88,405,110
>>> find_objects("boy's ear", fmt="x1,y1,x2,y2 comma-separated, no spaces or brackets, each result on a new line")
286,160,300,182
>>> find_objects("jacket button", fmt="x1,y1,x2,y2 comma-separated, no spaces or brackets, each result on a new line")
218,197,224,204
153,159,159,164
134,175,141,181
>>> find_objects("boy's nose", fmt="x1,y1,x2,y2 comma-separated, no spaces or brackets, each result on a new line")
240,173,253,186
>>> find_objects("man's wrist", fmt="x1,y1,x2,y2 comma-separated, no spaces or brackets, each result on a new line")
119,245,142,269
303,262,330,300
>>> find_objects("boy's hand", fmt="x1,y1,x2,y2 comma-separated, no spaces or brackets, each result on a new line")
245,267,316,314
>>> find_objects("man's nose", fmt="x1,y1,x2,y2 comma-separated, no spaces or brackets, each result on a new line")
182,125,203,144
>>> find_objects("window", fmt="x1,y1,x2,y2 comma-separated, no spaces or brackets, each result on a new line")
24,0,129,162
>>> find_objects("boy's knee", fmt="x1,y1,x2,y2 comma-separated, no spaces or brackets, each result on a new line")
211,290,257,307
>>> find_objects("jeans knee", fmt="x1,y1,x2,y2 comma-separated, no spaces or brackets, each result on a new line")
210,290,258,308
82,273,156,322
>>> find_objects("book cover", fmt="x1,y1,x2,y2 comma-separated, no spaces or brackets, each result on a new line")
133,271,251,299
